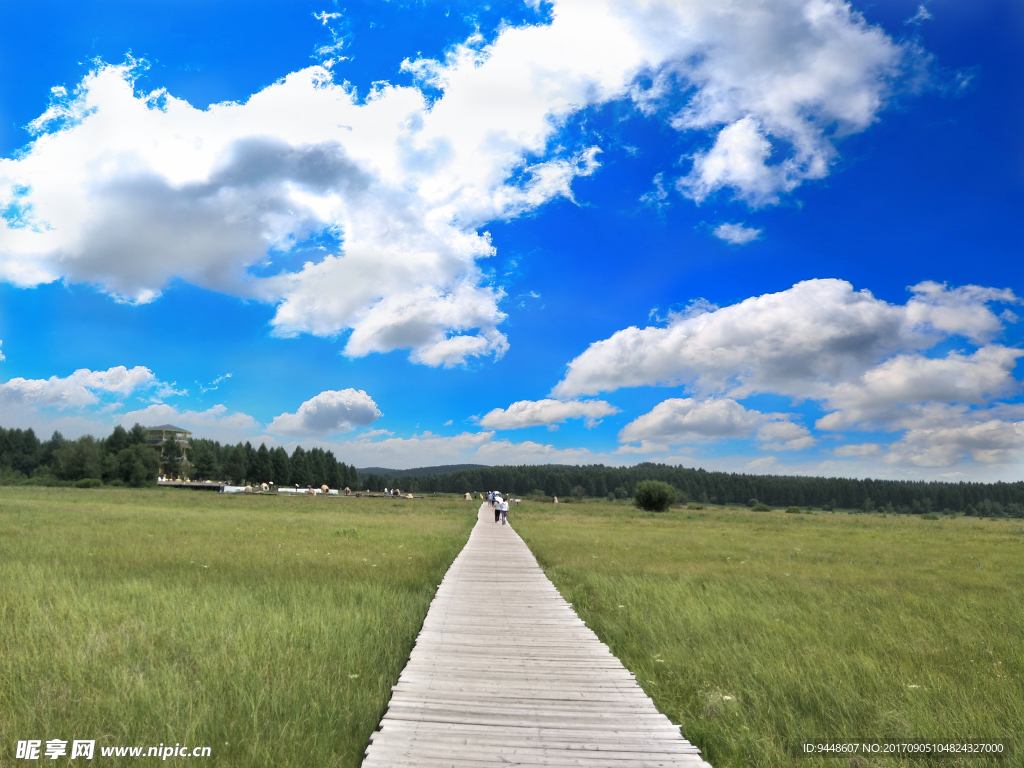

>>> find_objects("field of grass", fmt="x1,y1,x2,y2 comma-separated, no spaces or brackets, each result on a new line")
514,502,1024,767
0,487,476,767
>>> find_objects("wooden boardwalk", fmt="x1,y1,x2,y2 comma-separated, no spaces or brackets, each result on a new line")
362,503,711,767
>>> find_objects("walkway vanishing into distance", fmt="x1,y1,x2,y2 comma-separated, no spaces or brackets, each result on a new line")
362,503,711,768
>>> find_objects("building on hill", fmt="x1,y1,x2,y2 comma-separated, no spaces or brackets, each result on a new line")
144,424,192,459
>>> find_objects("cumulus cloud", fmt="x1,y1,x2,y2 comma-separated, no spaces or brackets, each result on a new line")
885,416,1024,468
755,419,816,451
554,279,1019,399
1,1,919,364
0,365,157,408
121,403,261,442
713,222,761,244
816,346,1023,430
668,0,908,205
619,397,760,442
618,396,814,450
557,278,1022,469
267,389,381,437
479,398,618,430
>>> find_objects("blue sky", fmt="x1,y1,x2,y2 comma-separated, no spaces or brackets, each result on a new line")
1,0,1022,478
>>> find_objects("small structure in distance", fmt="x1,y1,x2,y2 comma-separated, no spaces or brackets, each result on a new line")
144,424,192,461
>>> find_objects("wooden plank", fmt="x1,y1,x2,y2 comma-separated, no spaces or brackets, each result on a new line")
361,503,711,768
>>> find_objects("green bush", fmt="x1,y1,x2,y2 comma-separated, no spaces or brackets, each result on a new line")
747,498,759,507
821,503,833,511
74,478,103,489
752,503,772,511
633,480,677,512
687,502,705,510
785,506,803,514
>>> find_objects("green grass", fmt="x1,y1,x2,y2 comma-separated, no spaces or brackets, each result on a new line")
513,502,1024,768
0,487,476,767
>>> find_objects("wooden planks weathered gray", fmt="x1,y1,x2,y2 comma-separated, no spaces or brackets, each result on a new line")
362,503,711,767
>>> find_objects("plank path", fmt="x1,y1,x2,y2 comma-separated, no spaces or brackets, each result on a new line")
362,503,711,768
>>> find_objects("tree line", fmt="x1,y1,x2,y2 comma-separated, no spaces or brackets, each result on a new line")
366,462,1024,517
0,425,358,489
188,437,358,488
3,422,1022,515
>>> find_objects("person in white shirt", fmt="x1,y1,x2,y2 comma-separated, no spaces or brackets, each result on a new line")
500,497,509,525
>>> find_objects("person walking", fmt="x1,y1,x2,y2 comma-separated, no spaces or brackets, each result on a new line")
500,496,509,525
494,492,502,523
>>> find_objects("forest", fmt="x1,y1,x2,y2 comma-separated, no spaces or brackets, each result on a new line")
3,422,1022,515
362,462,1024,517
0,425,358,489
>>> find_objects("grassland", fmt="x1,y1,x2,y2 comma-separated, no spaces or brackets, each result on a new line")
0,487,476,767
514,502,1024,768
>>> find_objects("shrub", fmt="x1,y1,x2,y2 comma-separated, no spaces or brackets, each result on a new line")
687,502,705,510
752,503,771,511
921,512,940,520
785,506,802,514
821,504,833,511
747,498,759,508
634,480,677,512
74,478,103,489
613,486,628,500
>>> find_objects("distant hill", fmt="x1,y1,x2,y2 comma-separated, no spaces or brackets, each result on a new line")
356,464,489,478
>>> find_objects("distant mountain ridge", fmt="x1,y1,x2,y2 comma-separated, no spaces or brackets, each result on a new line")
356,464,489,478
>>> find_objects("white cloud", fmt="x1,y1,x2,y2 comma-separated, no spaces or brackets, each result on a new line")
619,397,761,442
554,279,1019,400
556,278,1022,470
268,389,382,437
619,396,814,450
615,440,672,455
816,346,1022,430
0,340,5,362
755,419,816,451
713,222,761,245
0,365,157,408
1,1,918,364
640,172,670,208
904,281,1016,343
121,403,261,443
335,429,641,470
906,5,932,25
885,417,1024,468
197,373,232,394
667,0,908,205
683,118,783,204
834,443,882,457
744,456,779,472
479,398,619,430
